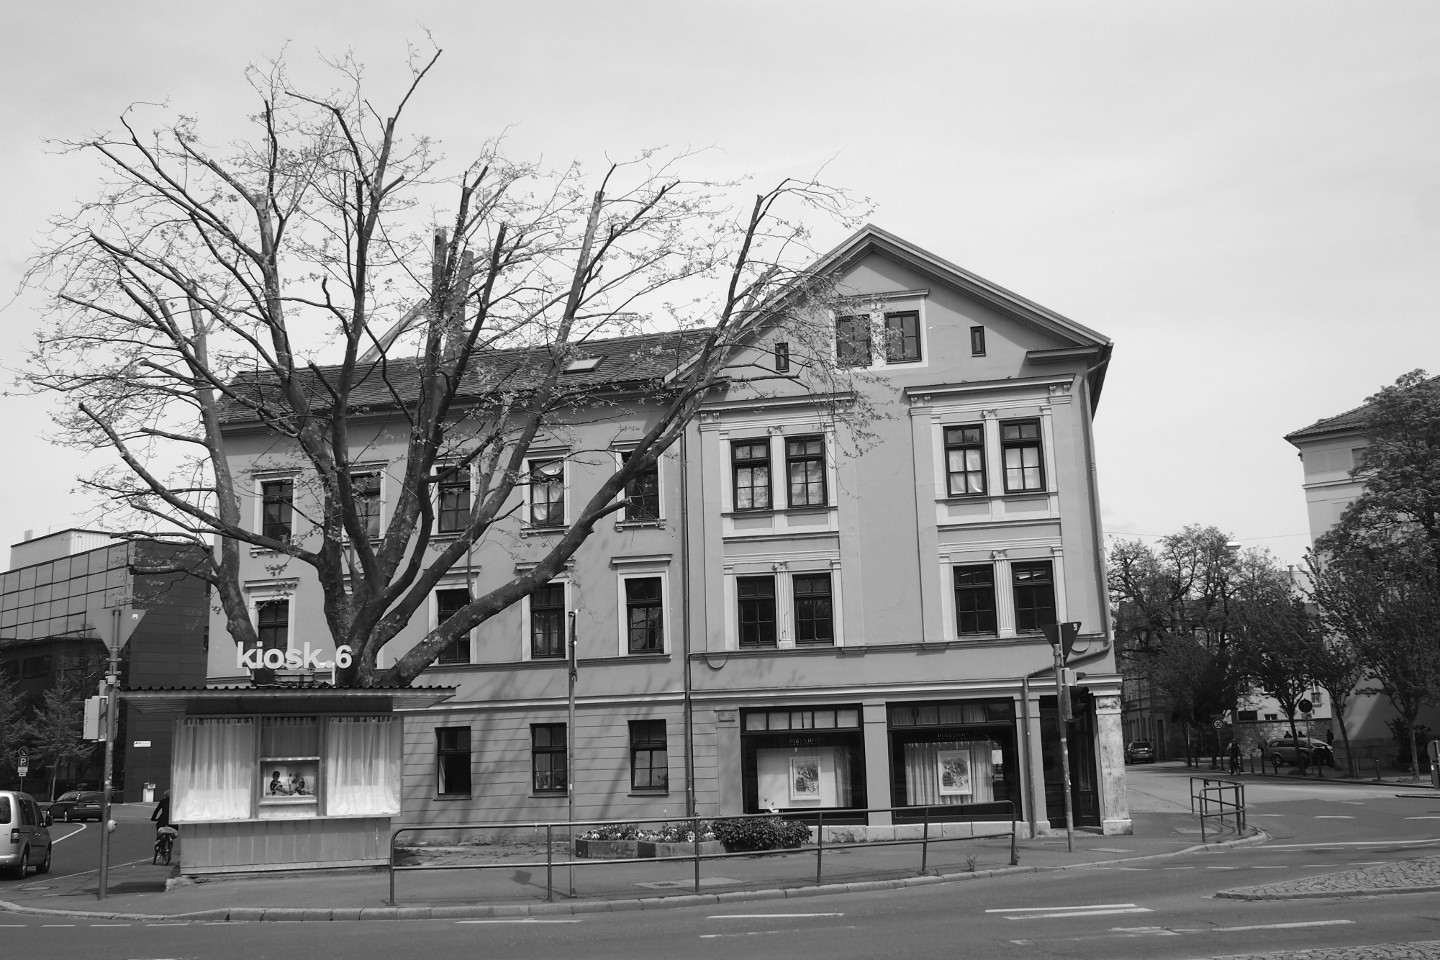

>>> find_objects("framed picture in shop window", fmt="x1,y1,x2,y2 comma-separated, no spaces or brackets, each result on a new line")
259,758,319,805
936,750,972,797
789,756,820,800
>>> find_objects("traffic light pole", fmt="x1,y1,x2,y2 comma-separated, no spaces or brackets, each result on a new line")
1051,642,1075,854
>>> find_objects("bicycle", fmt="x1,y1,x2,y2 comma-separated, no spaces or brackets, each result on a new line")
153,826,178,866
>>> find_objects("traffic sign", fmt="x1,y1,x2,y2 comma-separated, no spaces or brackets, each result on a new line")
1299,699,1313,715
1212,719,1223,730
16,747,28,778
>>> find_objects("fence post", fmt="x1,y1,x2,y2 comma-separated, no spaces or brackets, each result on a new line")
692,816,701,895
545,823,553,902
921,806,930,876
815,810,825,886
1009,801,1018,866
388,829,396,905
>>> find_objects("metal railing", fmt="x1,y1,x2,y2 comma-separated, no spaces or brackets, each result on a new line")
1190,776,1245,843
388,801,1018,904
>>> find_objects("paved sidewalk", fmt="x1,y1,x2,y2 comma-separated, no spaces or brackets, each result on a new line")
0,810,1246,922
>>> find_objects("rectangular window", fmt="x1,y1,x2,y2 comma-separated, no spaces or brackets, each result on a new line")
530,583,565,659
884,311,921,362
629,719,668,792
435,727,471,797
1012,562,1056,634
261,479,294,540
835,315,872,368
435,588,471,665
353,472,382,539
625,577,664,654
793,573,834,645
731,440,771,511
621,451,660,522
1001,420,1045,493
944,425,986,497
786,435,827,507
970,326,986,356
531,723,567,794
953,565,997,636
528,459,565,527
438,465,471,534
775,341,790,374
256,599,289,652
737,575,777,648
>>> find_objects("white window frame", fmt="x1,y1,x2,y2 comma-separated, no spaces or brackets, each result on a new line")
722,560,844,650
613,558,672,656
613,448,665,524
244,579,300,656
519,577,572,662
347,465,387,541
831,294,930,372
523,453,569,530
430,580,475,666
434,461,474,536
253,473,299,542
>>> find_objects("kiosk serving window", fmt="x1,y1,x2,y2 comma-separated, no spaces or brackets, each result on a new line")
172,714,399,822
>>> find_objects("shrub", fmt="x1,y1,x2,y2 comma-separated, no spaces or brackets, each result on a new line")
579,822,640,841
712,816,812,852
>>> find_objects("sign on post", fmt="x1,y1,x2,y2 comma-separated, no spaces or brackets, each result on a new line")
1039,622,1083,663
16,748,28,779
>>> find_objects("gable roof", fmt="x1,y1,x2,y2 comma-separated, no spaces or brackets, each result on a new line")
799,224,1114,404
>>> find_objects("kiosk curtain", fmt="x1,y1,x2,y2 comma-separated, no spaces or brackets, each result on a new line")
325,717,400,816
173,718,256,821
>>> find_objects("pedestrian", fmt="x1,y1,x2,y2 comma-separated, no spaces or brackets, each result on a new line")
1326,727,1334,746
1227,739,1242,775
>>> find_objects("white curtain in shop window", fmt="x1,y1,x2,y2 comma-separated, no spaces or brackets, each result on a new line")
172,718,256,821
903,741,994,805
325,717,400,816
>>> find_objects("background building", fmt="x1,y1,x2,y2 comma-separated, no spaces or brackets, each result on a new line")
0,530,208,800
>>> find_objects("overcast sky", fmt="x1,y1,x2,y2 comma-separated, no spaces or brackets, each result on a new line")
2,1,1437,570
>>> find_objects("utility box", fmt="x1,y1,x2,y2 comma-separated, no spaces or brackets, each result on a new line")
83,696,108,741
143,782,156,804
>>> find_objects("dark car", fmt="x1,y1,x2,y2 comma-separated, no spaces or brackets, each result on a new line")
1266,736,1333,767
1125,740,1155,763
46,790,105,822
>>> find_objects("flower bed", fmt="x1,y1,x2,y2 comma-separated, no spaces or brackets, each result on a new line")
573,821,719,859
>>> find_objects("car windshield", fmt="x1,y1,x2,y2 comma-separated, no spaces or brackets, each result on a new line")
59,792,81,801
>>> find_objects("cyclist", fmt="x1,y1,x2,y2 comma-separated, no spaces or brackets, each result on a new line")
151,790,177,863
1226,739,1242,776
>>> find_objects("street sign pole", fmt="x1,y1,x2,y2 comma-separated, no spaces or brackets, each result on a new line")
16,748,27,796
1051,642,1075,854
97,605,144,902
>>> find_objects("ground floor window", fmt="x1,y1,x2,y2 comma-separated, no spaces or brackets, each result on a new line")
887,699,1019,819
629,719,668,792
740,706,866,817
532,723,567,795
435,726,472,797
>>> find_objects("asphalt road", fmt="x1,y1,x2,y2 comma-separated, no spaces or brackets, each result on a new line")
4,768,1440,960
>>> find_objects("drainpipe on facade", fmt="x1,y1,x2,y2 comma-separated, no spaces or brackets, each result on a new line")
680,426,696,821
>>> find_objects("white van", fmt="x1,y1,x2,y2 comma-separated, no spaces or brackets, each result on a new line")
0,791,52,879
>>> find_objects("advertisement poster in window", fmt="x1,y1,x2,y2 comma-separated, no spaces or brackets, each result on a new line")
260,760,319,805
936,750,972,796
789,756,820,800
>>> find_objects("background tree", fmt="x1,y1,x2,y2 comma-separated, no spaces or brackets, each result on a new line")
1229,556,1322,772
1109,525,1249,765
28,674,97,801
1309,533,1440,778
23,49,866,688
0,670,33,784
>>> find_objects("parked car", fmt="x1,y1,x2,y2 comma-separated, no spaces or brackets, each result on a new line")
1125,740,1155,763
0,791,52,879
1265,736,1334,767
46,790,105,822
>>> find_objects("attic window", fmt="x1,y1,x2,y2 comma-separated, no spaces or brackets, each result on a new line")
564,357,603,374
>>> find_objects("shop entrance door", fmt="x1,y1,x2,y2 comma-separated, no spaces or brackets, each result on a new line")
1040,697,1101,830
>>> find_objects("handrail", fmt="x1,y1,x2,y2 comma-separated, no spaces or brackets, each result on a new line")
1189,776,1245,843
387,801,1018,904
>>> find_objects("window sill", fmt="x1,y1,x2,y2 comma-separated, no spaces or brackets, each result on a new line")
628,789,669,797
531,792,567,799
724,505,834,519
521,525,567,537
432,794,472,801
615,519,666,530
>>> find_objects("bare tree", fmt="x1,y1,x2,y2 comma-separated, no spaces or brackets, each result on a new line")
22,49,868,687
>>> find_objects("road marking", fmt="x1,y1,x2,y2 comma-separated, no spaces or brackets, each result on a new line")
709,913,845,919
456,919,582,924
90,923,131,926
988,903,1151,920
1201,920,1354,933
1315,815,1356,819
41,924,76,927
1406,816,1440,820
1204,866,1238,870
1264,839,1440,849
1253,865,1287,869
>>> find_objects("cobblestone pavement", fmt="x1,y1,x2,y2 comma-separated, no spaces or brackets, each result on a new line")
1196,943,1440,960
1218,855,1440,900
